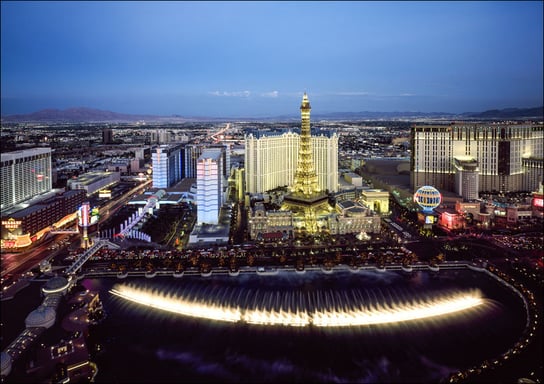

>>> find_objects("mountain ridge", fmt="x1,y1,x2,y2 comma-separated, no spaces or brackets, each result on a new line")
1,105,542,123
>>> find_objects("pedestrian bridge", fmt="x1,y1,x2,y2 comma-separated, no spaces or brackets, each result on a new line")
65,239,119,275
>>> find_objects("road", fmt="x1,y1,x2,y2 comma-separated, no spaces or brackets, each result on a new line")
1,180,152,280
1,234,72,278
99,179,152,222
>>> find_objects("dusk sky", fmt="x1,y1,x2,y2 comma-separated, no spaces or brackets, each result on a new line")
1,1,543,118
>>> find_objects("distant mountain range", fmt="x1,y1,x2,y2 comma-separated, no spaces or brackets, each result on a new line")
1,105,542,123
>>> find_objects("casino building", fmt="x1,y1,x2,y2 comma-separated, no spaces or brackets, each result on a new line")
411,122,544,195
246,94,379,238
1,147,52,211
1,189,86,249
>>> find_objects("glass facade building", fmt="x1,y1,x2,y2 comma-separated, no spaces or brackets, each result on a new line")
152,145,182,188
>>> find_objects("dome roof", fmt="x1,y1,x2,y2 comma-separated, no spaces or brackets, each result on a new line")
25,306,56,328
42,276,69,294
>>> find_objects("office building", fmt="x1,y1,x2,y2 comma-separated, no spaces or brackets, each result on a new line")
411,123,544,194
1,147,52,211
152,144,183,188
102,128,113,144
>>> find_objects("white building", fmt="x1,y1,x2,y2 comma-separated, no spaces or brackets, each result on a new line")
245,129,338,194
184,144,230,179
453,156,479,200
152,145,182,188
196,148,225,224
1,147,52,210
151,129,172,144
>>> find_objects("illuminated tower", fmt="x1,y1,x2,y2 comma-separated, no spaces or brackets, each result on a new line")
282,93,331,234
292,93,320,197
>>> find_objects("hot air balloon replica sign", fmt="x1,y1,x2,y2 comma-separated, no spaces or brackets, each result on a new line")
414,186,441,226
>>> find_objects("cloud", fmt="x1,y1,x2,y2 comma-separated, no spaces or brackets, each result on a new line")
399,93,416,97
332,91,371,96
209,90,251,97
260,91,279,98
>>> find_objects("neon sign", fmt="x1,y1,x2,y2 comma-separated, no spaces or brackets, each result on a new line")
2,218,22,231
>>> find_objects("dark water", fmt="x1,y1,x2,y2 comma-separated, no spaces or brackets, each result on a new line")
78,269,526,383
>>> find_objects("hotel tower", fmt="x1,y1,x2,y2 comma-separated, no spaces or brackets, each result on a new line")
245,95,338,195
411,123,544,196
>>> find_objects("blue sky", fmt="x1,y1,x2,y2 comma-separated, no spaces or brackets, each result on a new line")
1,1,543,117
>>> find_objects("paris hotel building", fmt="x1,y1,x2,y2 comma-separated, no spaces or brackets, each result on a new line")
244,129,339,195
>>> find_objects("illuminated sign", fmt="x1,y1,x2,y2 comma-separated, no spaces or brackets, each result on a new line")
1,239,16,248
78,202,99,227
80,202,90,227
2,218,22,231
413,186,442,212
99,189,112,198
533,197,544,208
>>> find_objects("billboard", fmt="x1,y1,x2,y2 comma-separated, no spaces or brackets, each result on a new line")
78,203,99,227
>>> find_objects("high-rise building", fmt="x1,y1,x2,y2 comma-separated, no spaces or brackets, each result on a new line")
245,130,299,193
523,158,544,192
151,129,171,144
152,145,182,188
245,130,338,194
411,123,544,195
1,147,52,211
102,128,114,144
312,131,339,194
183,144,205,178
453,157,479,201
196,148,225,224
184,144,230,179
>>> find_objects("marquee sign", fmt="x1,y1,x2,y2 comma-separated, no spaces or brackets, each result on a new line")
2,218,22,231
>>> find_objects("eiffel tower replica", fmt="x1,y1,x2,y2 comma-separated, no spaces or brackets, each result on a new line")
282,93,331,234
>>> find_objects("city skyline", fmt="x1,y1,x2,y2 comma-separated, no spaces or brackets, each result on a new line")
1,1,543,118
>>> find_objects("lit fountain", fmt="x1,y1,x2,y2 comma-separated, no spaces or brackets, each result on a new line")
110,282,486,328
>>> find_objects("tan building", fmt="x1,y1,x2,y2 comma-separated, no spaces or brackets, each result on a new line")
361,189,390,214
411,122,544,194
248,202,293,241
244,129,338,194
328,200,381,235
